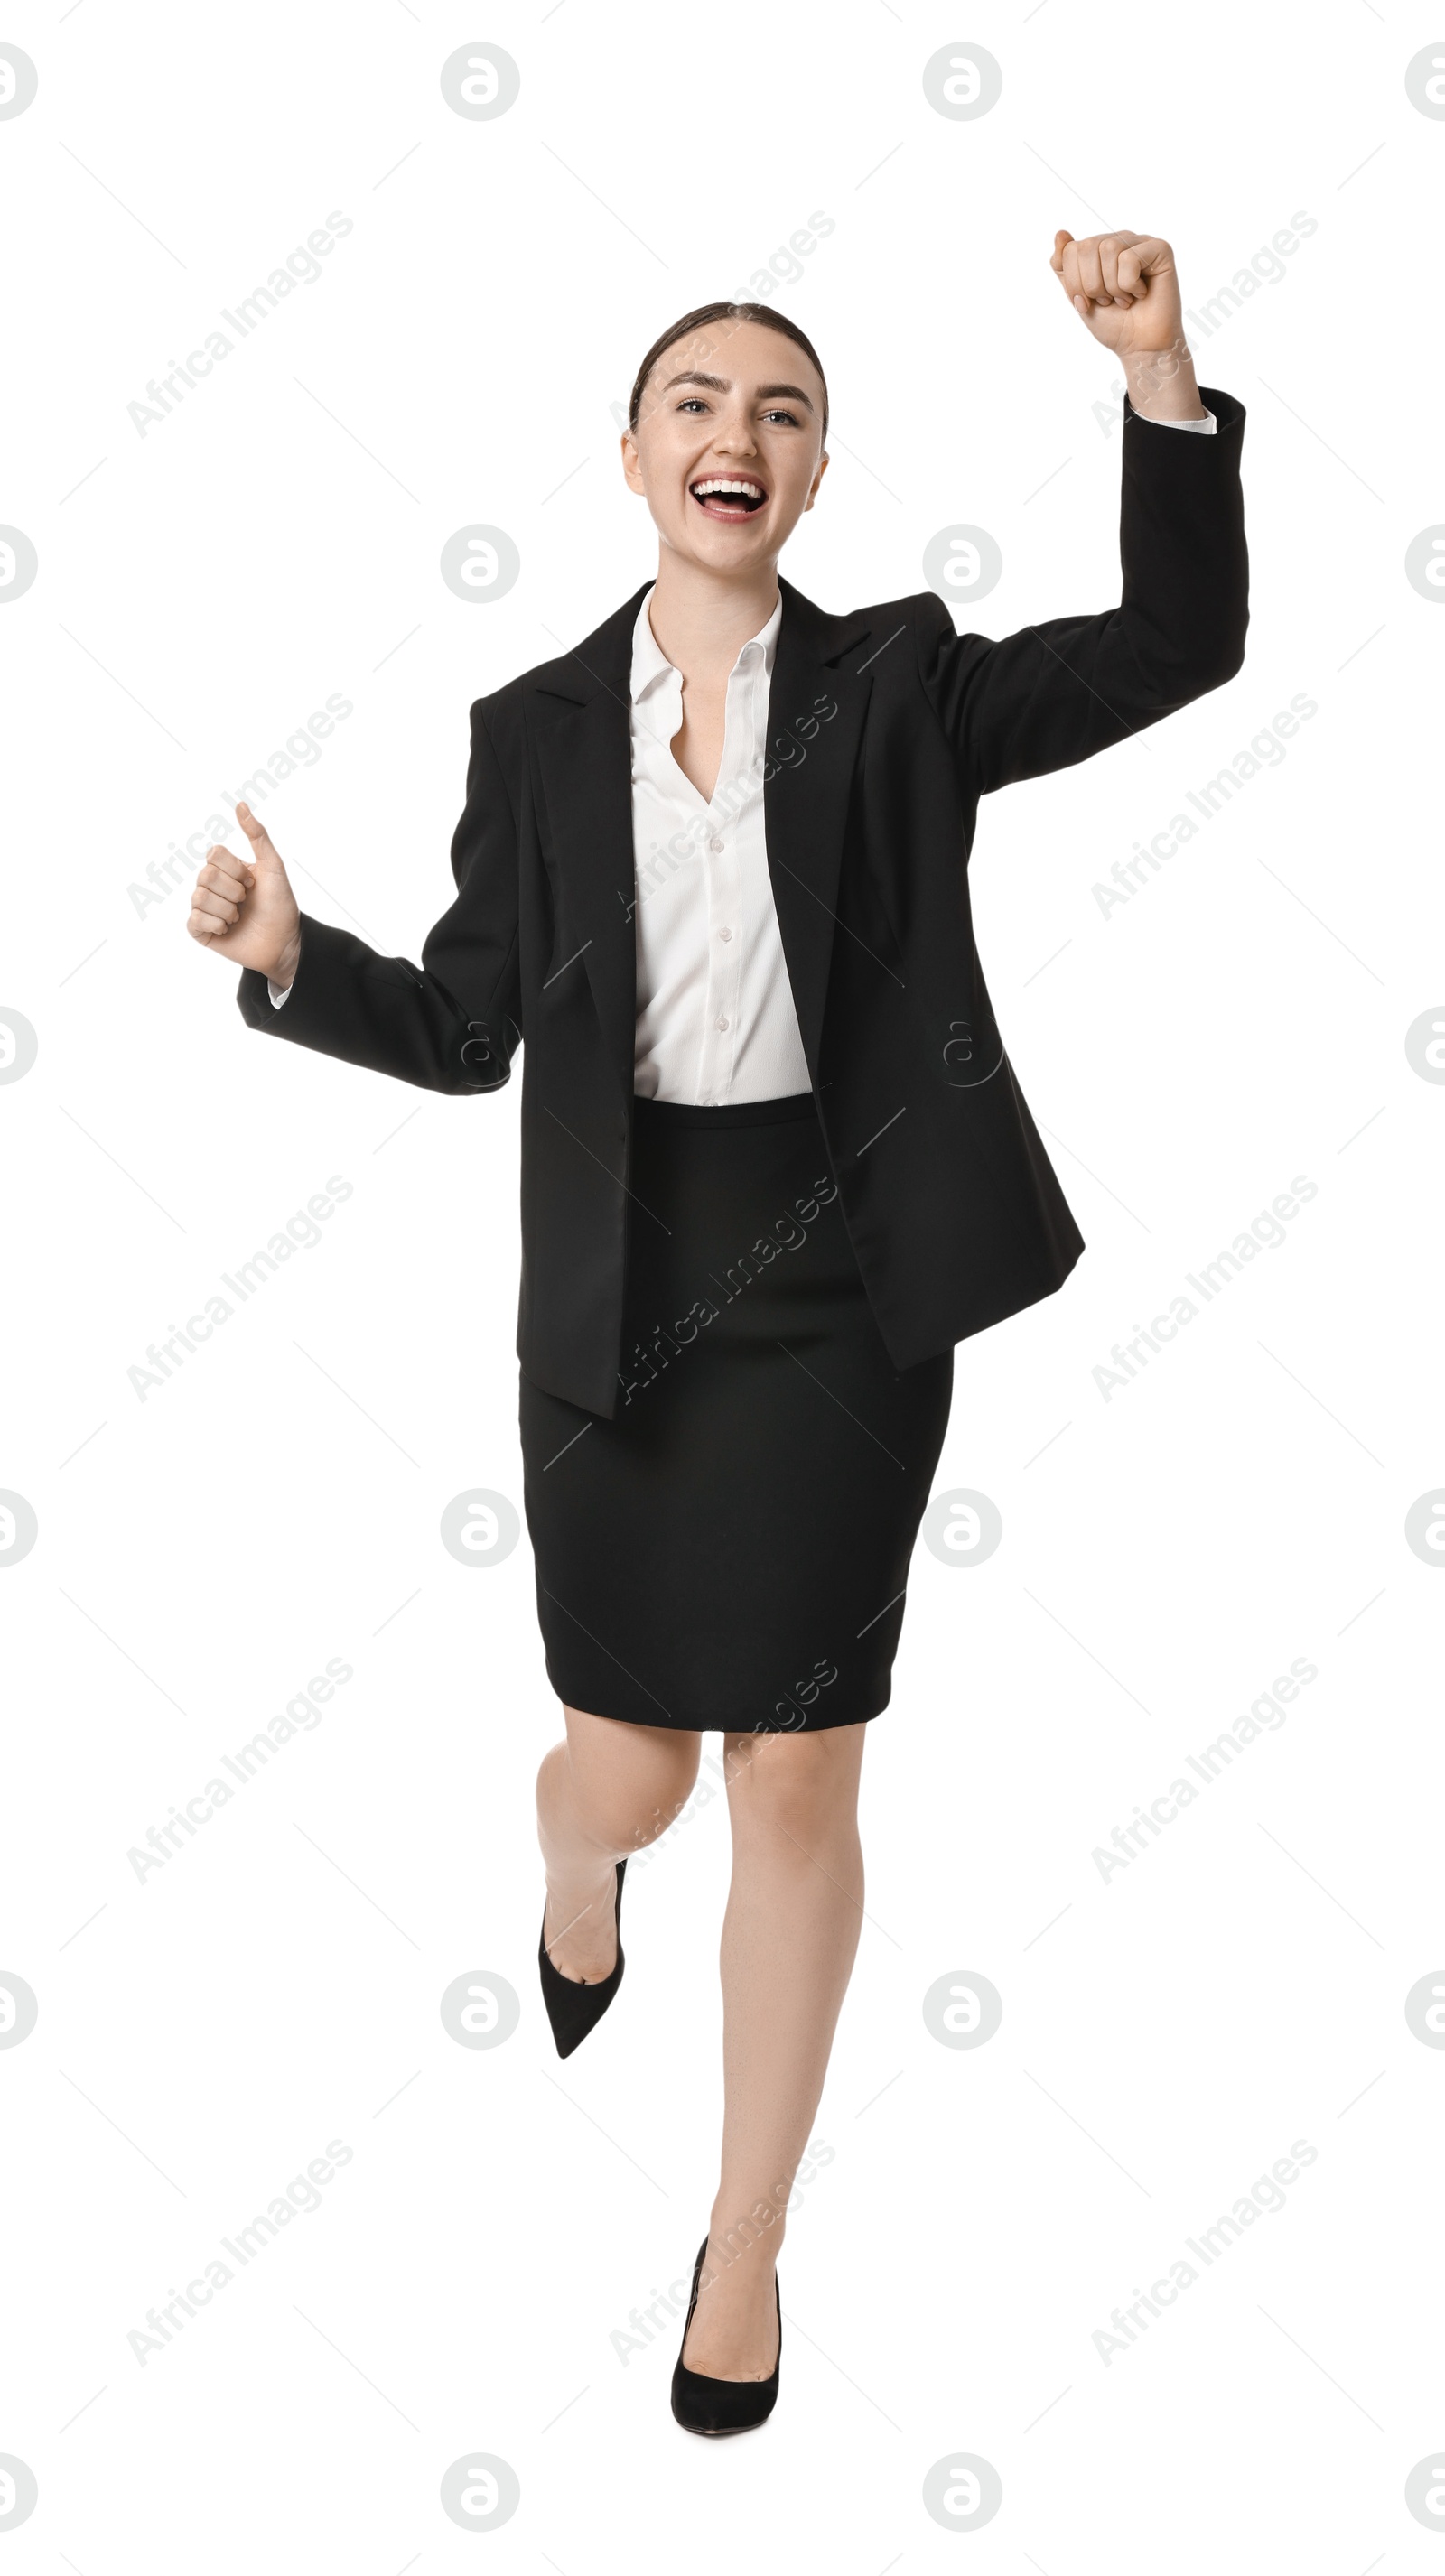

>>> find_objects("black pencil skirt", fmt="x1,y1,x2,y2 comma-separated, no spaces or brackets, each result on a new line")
518,1090,954,1733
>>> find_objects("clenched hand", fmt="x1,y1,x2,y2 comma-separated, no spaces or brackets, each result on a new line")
186,803,303,990
1050,228,1205,421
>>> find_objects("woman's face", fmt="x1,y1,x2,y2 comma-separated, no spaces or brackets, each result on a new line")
622,318,828,574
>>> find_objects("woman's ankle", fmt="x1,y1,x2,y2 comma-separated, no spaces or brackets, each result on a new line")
704,2212,785,2290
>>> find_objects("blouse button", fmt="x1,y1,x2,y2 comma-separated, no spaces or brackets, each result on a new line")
718,925,732,941
708,835,724,853
716,1016,730,1032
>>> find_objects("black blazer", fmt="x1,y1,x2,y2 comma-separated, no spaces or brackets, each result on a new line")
238,387,1246,1418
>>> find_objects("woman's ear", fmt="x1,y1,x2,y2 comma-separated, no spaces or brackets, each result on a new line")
803,450,830,513
620,428,647,495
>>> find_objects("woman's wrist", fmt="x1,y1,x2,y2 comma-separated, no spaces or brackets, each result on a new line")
1123,336,1207,423
269,928,303,990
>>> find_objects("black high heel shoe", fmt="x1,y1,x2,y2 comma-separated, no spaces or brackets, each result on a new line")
538,1858,626,2058
670,2236,782,2436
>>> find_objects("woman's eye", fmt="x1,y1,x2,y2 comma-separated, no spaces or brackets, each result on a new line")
677,398,708,414
762,408,800,427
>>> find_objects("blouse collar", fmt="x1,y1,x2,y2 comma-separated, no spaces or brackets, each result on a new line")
630,582,783,710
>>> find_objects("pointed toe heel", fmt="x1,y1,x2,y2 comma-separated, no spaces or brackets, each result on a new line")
670,2236,782,2436
538,1857,626,2059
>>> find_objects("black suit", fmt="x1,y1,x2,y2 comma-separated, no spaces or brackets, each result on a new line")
238,388,1246,1418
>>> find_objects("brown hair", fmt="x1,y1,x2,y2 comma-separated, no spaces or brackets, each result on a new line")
628,301,829,443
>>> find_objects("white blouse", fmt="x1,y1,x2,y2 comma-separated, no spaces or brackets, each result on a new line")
627,584,809,1104
267,407,1217,1099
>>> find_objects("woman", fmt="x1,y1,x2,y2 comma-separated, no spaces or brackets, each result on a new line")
189,229,1246,2437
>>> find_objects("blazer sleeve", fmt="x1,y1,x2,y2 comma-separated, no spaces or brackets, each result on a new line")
912,386,1248,798
235,702,521,1094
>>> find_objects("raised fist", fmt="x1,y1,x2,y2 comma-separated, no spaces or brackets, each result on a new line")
1051,229,1186,357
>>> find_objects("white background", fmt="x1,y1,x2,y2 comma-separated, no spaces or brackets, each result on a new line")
3,1,1443,2565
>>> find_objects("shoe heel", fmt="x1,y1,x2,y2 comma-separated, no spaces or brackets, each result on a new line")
670,2235,781,2437
538,1858,626,2059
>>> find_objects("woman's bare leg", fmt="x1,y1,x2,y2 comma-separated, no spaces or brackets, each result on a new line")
681,1722,868,2377
537,1704,702,1983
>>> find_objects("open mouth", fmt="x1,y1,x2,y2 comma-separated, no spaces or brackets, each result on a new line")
689,477,768,523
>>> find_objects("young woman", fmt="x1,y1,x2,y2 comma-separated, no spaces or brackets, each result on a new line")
189,229,1246,2437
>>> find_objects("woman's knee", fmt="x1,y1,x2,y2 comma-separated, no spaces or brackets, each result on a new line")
564,1709,702,1852
724,1725,865,1846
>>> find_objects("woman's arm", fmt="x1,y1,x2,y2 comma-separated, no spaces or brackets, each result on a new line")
188,704,521,1094
915,229,1248,795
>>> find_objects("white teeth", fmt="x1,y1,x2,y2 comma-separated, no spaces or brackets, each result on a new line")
692,479,765,500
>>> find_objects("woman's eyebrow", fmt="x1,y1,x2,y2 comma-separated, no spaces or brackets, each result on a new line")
659,368,816,414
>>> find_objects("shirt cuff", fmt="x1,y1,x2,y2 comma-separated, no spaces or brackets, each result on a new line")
1135,405,1217,435
267,979,292,1008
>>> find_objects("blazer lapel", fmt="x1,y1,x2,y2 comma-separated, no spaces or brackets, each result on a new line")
763,578,873,1068
527,576,873,1105
527,586,649,1108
